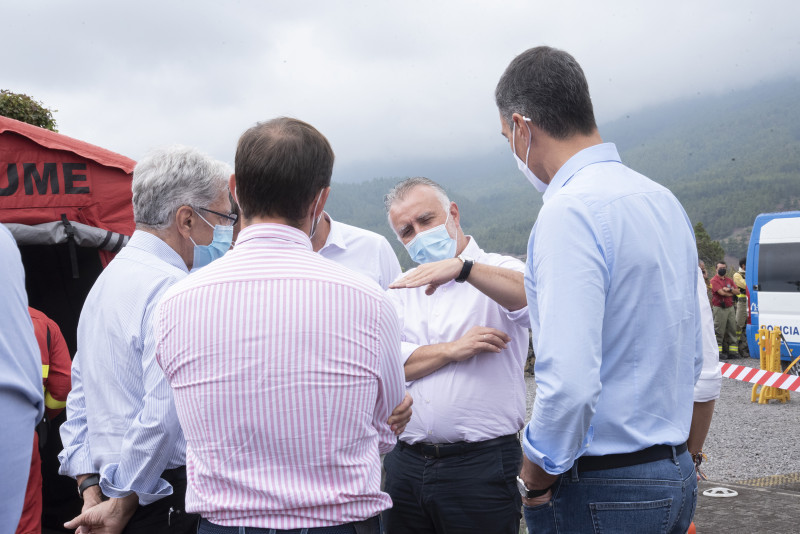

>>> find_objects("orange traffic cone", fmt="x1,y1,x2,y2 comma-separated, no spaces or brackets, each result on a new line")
687,521,696,534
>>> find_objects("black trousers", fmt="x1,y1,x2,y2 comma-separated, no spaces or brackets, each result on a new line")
122,467,199,534
383,436,522,534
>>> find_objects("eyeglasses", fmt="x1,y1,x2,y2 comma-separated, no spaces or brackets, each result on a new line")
198,207,239,227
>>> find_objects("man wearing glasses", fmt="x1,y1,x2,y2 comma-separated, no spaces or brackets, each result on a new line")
59,145,233,534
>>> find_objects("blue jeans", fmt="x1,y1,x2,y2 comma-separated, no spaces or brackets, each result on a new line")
383,437,522,534
524,448,696,534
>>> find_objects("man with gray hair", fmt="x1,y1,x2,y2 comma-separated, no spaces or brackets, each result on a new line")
59,145,234,534
496,46,701,533
382,176,530,534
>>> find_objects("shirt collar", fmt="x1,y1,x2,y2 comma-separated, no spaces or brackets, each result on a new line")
127,230,188,273
543,143,622,203
320,212,347,253
459,235,484,259
235,222,312,251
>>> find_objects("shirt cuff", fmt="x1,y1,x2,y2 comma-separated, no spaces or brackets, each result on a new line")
99,463,173,505
521,420,593,475
57,444,94,479
400,341,419,366
503,305,530,328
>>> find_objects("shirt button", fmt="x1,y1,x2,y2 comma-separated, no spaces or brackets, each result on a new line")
427,430,433,435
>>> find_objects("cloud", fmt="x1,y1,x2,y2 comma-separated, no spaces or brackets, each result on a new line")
3,0,799,175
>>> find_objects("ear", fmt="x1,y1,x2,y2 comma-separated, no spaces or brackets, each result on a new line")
511,113,530,144
228,174,237,204
449,201,460,226
174,205,195,239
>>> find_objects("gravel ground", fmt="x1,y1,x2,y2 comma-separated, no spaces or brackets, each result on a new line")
523,355,800,483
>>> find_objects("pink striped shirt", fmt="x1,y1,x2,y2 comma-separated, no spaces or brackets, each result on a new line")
155,223,405,528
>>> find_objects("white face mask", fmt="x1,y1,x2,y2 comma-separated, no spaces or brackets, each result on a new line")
512,118,548,193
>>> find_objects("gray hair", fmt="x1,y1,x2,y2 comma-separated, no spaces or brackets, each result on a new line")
132,145,231,230
384,177,450,213
495,46,597,139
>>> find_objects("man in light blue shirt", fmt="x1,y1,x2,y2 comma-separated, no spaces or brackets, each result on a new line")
496,46,702,534
59,146,235,534
0,225,44,529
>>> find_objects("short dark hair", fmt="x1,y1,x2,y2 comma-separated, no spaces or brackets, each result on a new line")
495,46,597,139
739,257,746,268
234,117,334,225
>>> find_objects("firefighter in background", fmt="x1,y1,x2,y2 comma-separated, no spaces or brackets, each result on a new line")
16,308,71,534
710,262,741,359
733,257,749,357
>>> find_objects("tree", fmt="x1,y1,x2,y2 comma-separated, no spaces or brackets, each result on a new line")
0,90,57,131
694,221,725,267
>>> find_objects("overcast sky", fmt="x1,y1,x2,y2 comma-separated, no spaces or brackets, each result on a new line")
5,1,799,182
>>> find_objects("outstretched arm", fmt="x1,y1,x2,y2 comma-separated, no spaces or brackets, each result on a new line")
389,258,527,311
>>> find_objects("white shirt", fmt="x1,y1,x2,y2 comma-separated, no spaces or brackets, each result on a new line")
386,236,530,444
58,230,187,504
318,214,402,290
695,268,722,402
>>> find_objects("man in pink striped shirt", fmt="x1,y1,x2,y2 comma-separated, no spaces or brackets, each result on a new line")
155,117,406,534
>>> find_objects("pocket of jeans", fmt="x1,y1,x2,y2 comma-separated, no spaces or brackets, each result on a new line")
589,498,672,534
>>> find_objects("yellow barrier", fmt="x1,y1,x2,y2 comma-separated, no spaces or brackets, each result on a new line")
751,326,790,404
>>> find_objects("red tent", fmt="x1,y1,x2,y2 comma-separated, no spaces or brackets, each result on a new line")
0,116,136,529
0,115,135,267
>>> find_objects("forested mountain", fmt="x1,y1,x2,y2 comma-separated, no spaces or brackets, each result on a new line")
326,79,800,270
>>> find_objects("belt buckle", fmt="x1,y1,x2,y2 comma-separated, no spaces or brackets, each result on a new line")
423,444,439,459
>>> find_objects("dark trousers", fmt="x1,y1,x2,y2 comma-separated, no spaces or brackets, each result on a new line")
123,467,199,534
383,436,522,534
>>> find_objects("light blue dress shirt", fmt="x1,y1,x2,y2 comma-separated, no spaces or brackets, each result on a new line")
59,230,188,504
523,143,703,475
0,225,44,527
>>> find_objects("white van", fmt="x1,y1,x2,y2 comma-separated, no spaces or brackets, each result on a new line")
745,211,800,365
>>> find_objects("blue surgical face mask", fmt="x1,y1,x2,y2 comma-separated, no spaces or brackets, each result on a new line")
404,212,457,264
190,211,233,270
512,119,548,193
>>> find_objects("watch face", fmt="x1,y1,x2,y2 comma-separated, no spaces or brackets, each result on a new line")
516,476,528,497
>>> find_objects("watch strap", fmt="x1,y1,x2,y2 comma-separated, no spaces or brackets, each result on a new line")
78,474,100,498
522,486,550,498
455,258,473,283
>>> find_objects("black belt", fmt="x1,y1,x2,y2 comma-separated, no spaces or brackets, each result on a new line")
399,434,518,459
576,442,688,472
198,515,379,534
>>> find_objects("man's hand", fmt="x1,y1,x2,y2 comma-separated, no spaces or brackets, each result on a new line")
389,258,462,295
519,455,558,508
387,392,413,435
76,474,104,513
64,494,138,534
80,486,104,513
403,326,511,381
449,326,510,362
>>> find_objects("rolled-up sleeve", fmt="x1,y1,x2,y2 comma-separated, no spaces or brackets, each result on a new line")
58,357,94,478
98,301,181,505
694,269,721,402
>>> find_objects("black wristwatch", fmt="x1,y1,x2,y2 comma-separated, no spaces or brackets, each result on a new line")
516,476,551,498
455,256,474,283
78,474,100,499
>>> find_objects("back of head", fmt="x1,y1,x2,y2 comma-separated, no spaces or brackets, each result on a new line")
234,117,334,225
495,46,597,139
132,145,231,230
